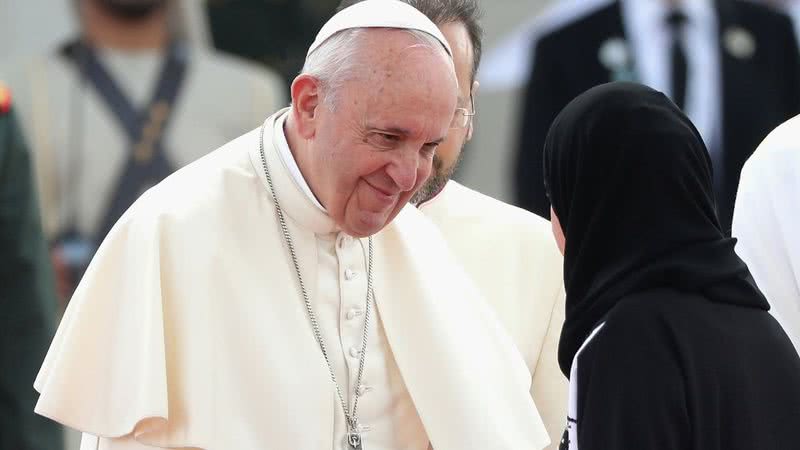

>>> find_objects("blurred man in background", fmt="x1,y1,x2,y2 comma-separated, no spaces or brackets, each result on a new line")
337,0,568,447
1,0,286,301
514,0,800,234
0,82,62,450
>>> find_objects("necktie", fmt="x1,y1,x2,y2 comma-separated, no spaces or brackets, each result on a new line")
667,10,688,110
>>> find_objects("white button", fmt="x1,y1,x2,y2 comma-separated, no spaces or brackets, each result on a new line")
357,385,372,396
349,346,361,358
346,309,362,320
344,268,357,280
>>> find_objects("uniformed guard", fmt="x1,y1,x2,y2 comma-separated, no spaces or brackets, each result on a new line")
0,81,63,450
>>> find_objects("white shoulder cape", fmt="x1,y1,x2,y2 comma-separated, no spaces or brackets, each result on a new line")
34,112,549,449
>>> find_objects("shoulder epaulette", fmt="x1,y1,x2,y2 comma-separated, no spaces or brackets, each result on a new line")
0,82,11,114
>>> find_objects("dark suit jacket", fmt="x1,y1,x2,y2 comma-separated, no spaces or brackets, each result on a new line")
515,0,800,232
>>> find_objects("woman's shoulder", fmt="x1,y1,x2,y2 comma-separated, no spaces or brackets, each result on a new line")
605,288,694,324
584,289,702,358
576,291,692,387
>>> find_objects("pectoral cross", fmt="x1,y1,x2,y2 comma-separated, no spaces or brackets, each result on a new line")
347,431,363,450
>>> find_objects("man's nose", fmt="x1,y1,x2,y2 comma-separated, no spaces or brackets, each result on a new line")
386,150,421,192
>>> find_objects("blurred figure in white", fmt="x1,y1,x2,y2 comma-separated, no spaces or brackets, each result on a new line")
733,115,800,353
1,0,286,302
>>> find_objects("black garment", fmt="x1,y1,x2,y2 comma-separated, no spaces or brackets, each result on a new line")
575,290,800,450
544,82,800,449
517,0,800,233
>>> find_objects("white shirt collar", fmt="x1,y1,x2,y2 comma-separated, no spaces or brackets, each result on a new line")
624,0,714,31
621,0,721,158
251,109,338,235
274,110,327,212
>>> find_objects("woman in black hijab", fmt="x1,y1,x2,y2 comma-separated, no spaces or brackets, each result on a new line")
544,82,800,450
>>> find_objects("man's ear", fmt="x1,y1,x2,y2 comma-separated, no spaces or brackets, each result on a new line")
291,74,322,139
466,80,479,141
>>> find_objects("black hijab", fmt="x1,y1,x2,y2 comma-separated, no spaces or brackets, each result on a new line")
543,82,769,377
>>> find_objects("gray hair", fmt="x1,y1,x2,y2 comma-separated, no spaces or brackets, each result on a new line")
300,27,450,110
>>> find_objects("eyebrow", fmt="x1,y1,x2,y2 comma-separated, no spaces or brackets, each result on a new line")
370,126,412,136
368,125,445,145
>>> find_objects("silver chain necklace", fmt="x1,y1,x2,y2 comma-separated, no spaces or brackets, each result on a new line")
259,119,373,450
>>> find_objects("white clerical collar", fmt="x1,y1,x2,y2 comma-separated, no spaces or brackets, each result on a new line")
250,109,338,235
274,110,326,212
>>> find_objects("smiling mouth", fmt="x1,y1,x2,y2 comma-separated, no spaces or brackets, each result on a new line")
364,180,398,202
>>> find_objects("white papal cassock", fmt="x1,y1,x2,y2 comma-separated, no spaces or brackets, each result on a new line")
733,114,800,353
34,109,550,450
419,181,567,449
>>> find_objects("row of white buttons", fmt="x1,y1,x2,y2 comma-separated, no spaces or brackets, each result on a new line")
336,230,372,438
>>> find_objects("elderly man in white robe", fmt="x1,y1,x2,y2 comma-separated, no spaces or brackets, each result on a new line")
32,1,550,449
337,0,568,447
733,114,800,353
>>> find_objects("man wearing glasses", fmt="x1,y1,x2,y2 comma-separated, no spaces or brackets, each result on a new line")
336,0,569,447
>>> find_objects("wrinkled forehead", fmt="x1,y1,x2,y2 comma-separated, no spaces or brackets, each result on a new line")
352,41,457,137
376,35,453,75
333,29,456,103
353,28,454,74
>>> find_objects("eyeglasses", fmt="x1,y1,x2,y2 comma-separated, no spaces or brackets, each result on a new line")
450,94,476,129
